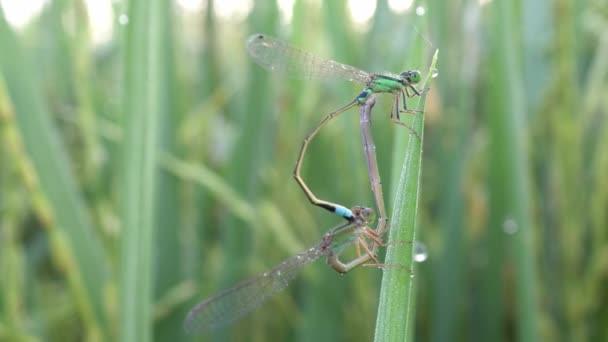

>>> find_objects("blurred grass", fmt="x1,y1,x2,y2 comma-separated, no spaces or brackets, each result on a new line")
485,0,538,341
425,1,477,340
119,0,169,340
0,5,109,341
0,0,607,341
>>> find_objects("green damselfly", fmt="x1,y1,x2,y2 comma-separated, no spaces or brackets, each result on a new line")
247,33,424,221
184,206,386,334
183,98,397,334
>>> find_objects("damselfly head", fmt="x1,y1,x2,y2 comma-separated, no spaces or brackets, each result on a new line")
350,206,376,224
247,33,273,49
249,33,266,42
400,70,422,85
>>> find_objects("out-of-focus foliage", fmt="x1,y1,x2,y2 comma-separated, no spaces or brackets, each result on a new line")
0,0,606,341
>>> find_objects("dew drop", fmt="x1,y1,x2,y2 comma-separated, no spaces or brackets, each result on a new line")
503,217,518,235
415,6,426,16
118,14,129,25
413,241,428,263
431,68,439,78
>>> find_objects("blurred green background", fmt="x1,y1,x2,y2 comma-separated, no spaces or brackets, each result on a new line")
1,0,607,341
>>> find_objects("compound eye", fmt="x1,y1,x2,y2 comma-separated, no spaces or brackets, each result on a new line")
361,207,376,222
350,206,376,223
409,70,422,83
400,70,421,84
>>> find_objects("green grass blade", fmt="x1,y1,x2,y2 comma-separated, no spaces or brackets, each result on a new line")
374,50,438,342
427,2,479,339
0,8,109,339
119,0,168,340
487,1,539,341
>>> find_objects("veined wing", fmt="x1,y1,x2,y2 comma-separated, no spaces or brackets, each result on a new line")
183,243,325,334
247,33,373,85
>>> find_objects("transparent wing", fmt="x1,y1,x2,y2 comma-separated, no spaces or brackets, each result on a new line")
247,33,373,84
183,244,325,334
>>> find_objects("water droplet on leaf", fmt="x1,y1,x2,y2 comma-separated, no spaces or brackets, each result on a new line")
413,241,428,263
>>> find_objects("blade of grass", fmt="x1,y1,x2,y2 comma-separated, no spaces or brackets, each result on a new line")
119,0,167,340
374,50,438,342
0,8,109,340
152,11,182,339
487,0,539,341
428,2,480,340
0,111,29,340
211,3,279,340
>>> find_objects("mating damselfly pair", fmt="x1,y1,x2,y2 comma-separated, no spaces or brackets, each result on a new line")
184,33,427,334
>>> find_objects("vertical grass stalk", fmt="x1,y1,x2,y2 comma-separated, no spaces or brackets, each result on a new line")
374,50,438,342
487,1,539,341
119,0,168,340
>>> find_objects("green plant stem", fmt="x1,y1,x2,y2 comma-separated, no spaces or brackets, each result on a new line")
374,50,438,342
119,0,167,340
